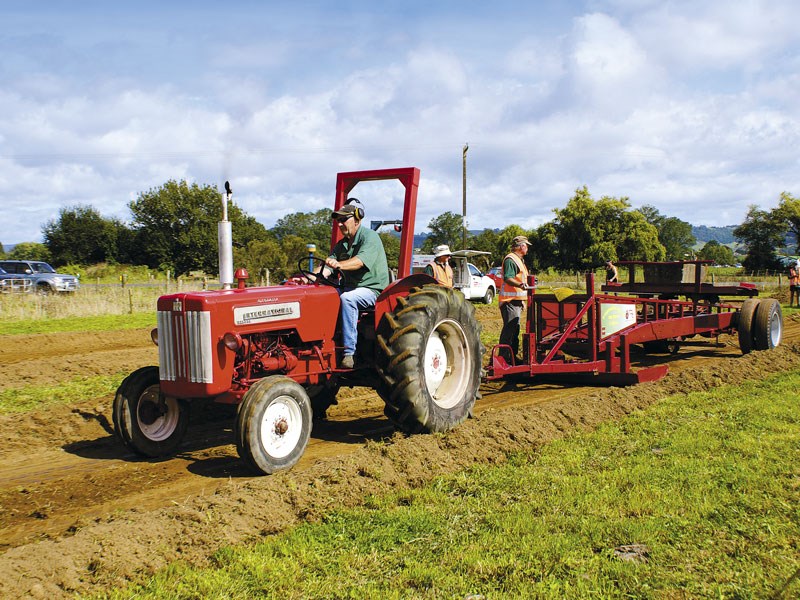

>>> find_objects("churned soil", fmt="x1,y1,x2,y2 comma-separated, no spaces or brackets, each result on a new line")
1,313,799,599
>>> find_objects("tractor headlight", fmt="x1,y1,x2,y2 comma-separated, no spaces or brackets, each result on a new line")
223,332,243,351
150,328,159,346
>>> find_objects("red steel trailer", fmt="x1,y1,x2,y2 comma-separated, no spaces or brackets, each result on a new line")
486,260,782,385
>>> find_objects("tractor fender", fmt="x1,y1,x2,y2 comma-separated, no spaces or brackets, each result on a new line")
374,273,438,328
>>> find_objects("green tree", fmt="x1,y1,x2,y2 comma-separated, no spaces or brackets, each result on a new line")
733,205,786,273
379,232,401,272
773,191,800,253
8,242,51,261
638,205,696,260
697,240,735,266
529,222,559,272
280,234,315,279
0,242,5,259
421,211,465,253
233,237,288,284
552,187,664,271
128,180,266,276
272,208,333,253
469,229,501,263
42,205,121,266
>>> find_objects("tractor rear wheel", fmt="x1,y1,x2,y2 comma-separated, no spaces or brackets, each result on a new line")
737,298,760,354
376,284,482,433
113,366,188,457
236,375,312,475
752,298,782,351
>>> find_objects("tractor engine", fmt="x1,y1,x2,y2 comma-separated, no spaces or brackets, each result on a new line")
155,283,340,402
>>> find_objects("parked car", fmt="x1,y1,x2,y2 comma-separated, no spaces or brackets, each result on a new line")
487,266,503,289
412,250,496,303
0,260,79,293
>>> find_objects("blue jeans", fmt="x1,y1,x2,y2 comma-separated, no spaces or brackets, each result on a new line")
339,287,378,356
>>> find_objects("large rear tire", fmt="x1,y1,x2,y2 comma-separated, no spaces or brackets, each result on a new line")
113,366,188,457
236,375,312,475
737,298,760,354
376,285,482,433
752,298,782,351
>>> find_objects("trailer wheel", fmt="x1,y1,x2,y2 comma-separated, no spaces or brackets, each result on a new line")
737,298,760,354
236,375,312,475
376,285,482,433
752,298,782,351
483,286,495,304
113,366,188,457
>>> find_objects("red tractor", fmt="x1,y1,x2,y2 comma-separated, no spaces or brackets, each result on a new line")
113,167,483,475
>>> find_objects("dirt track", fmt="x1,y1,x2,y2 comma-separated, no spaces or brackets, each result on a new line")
1,312,799,598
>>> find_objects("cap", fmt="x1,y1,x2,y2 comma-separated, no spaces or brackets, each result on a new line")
331,204,359,219
434,244,452,258
512,235,531,247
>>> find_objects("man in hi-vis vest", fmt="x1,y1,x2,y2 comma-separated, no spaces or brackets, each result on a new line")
498,235,532,363
425,244,454,287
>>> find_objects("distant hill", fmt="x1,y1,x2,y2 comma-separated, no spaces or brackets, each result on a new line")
692,225,736,245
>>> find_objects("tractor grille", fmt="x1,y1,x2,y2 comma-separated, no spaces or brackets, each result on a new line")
157,310,213,383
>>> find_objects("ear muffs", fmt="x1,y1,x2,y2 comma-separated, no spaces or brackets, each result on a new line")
345,198,365,220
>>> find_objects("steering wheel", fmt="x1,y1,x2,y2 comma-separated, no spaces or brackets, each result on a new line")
298,256,344,288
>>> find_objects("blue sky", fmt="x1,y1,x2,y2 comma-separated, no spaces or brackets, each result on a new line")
2,0,800,245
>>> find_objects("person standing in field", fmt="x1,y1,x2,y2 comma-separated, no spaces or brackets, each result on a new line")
425,244,454,287
605,260,619,283
498,235,531,363
789,260,800,308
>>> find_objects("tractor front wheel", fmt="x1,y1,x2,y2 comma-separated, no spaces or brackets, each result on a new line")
236,375,312,475
113,366,188,457
376,285,482,433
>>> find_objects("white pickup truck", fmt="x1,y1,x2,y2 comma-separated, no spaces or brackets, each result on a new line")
412,250,496,304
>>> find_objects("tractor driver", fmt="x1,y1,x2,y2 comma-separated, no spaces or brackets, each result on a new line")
325,201,389,369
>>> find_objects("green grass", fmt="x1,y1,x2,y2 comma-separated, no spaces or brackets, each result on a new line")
0,373,129,414
0,312,155,335
102,371,800,599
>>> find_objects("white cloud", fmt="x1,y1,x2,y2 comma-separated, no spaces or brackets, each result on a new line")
3,1,800,249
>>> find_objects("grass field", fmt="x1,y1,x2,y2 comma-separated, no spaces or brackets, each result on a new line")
101,371,800,599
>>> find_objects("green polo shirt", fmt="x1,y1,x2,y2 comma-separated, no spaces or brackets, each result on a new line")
329,224,389,294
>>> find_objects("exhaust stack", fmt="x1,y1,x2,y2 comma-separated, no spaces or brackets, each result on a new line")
218,181,234,290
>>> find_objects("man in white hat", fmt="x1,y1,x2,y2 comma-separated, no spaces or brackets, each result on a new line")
498,235,532,363
425,244,454,287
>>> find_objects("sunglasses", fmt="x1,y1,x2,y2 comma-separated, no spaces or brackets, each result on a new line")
335,215,353,224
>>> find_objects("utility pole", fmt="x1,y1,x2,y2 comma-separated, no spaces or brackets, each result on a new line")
462,143,468,250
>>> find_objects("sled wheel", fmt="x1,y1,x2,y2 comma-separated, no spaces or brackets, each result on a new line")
236,375,312,475
483,287,495,304
737,298,760,354
752,298,782,351
113,366,188,457
376,284,483,433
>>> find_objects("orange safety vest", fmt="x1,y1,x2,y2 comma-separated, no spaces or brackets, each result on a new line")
498,252,529,304
427,261,454,287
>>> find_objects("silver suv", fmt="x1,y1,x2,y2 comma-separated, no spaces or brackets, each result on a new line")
0,260,79,293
